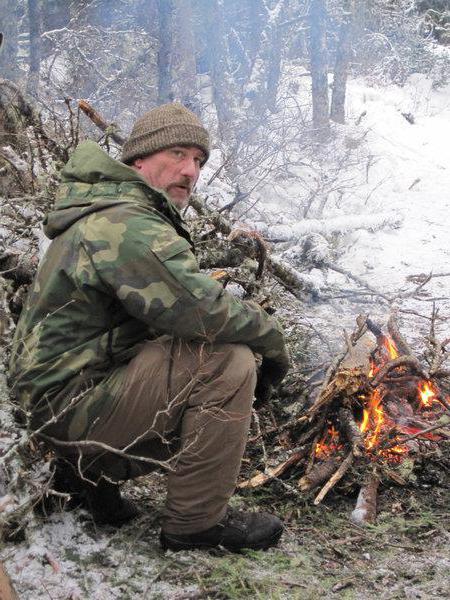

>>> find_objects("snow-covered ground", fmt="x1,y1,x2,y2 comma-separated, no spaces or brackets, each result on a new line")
265,73,450,355
345,74,450,294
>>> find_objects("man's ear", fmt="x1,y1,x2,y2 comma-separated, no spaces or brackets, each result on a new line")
133,158,143,170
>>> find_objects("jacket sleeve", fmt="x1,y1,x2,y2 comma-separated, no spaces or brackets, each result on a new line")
80,205,287,360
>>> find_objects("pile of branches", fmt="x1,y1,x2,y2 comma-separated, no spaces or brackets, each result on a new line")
240,312,450,524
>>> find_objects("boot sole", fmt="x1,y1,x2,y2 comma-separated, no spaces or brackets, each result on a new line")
160,526,283,552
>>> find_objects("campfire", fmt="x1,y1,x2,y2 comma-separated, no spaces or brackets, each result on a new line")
241,314,450,524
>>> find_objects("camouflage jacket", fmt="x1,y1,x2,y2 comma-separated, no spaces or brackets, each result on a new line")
9,141,287,432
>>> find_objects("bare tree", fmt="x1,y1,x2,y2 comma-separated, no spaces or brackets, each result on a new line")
0,0,20,82
330,0,354,124
309,0,330,137
170,0,199,107
157,0,174,104
27,0,41,95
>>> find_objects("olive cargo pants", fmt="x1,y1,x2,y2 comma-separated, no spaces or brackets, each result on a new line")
76,338,256,534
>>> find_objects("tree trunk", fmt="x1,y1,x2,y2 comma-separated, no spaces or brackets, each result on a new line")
170,0,199,108
200,0,236,142
246,0,286,116
27,0,41,95
41,0,71,58
157,0,174,104
330,2,353,124
309,0,330,138
0,0,20,81
266,23,282,113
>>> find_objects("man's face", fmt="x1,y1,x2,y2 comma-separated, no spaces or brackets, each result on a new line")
132,146,205,209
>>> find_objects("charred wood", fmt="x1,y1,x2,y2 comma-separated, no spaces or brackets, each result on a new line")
371,356,428,387
387,314,414,356
339,407,364,456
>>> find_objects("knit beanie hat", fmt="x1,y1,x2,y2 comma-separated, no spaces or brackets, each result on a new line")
121,103,210,166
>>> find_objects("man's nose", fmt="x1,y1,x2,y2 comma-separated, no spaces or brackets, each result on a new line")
179,158,200,180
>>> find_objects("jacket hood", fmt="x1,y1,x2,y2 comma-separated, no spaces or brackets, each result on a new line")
43,141,176,239
60,140,141,185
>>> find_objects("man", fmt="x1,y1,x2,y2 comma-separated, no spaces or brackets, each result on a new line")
9,103,290,552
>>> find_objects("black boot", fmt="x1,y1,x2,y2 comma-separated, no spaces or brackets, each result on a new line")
160,507,283,552
51,459,139,526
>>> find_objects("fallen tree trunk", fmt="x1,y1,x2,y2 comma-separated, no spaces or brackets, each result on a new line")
263,212,403,242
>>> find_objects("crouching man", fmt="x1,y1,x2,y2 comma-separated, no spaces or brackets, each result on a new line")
9,103,290,552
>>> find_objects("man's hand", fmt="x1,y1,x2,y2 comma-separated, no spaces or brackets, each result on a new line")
254,349,290,407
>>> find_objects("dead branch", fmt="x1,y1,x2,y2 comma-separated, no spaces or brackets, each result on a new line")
371,356,428,387
228,229,267,279
407,272,450,283
78,99,125,145
0,78,66,161
190,196,320,298
393,273,433,300
339,408,364,456
387,313,414,356
239,448,308,489
313,452,354,505
323,261,390,302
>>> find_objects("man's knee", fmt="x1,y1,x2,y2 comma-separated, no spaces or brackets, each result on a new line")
212,343,256,383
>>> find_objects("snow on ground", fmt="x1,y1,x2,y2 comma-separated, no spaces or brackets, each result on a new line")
345,74,450,290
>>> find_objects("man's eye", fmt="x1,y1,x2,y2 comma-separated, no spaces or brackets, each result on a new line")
172,149,184,159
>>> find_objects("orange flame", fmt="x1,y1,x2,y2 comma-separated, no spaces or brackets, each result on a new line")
315,425,342,458
363,389,386,450
418,381,437,408
384,336,399,359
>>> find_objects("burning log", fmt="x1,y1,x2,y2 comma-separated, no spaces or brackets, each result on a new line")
350,473,379,525
387,313,414,357
371,356,428,387
339,407,364,456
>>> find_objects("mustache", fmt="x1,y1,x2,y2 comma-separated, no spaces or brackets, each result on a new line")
167,177,193,191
